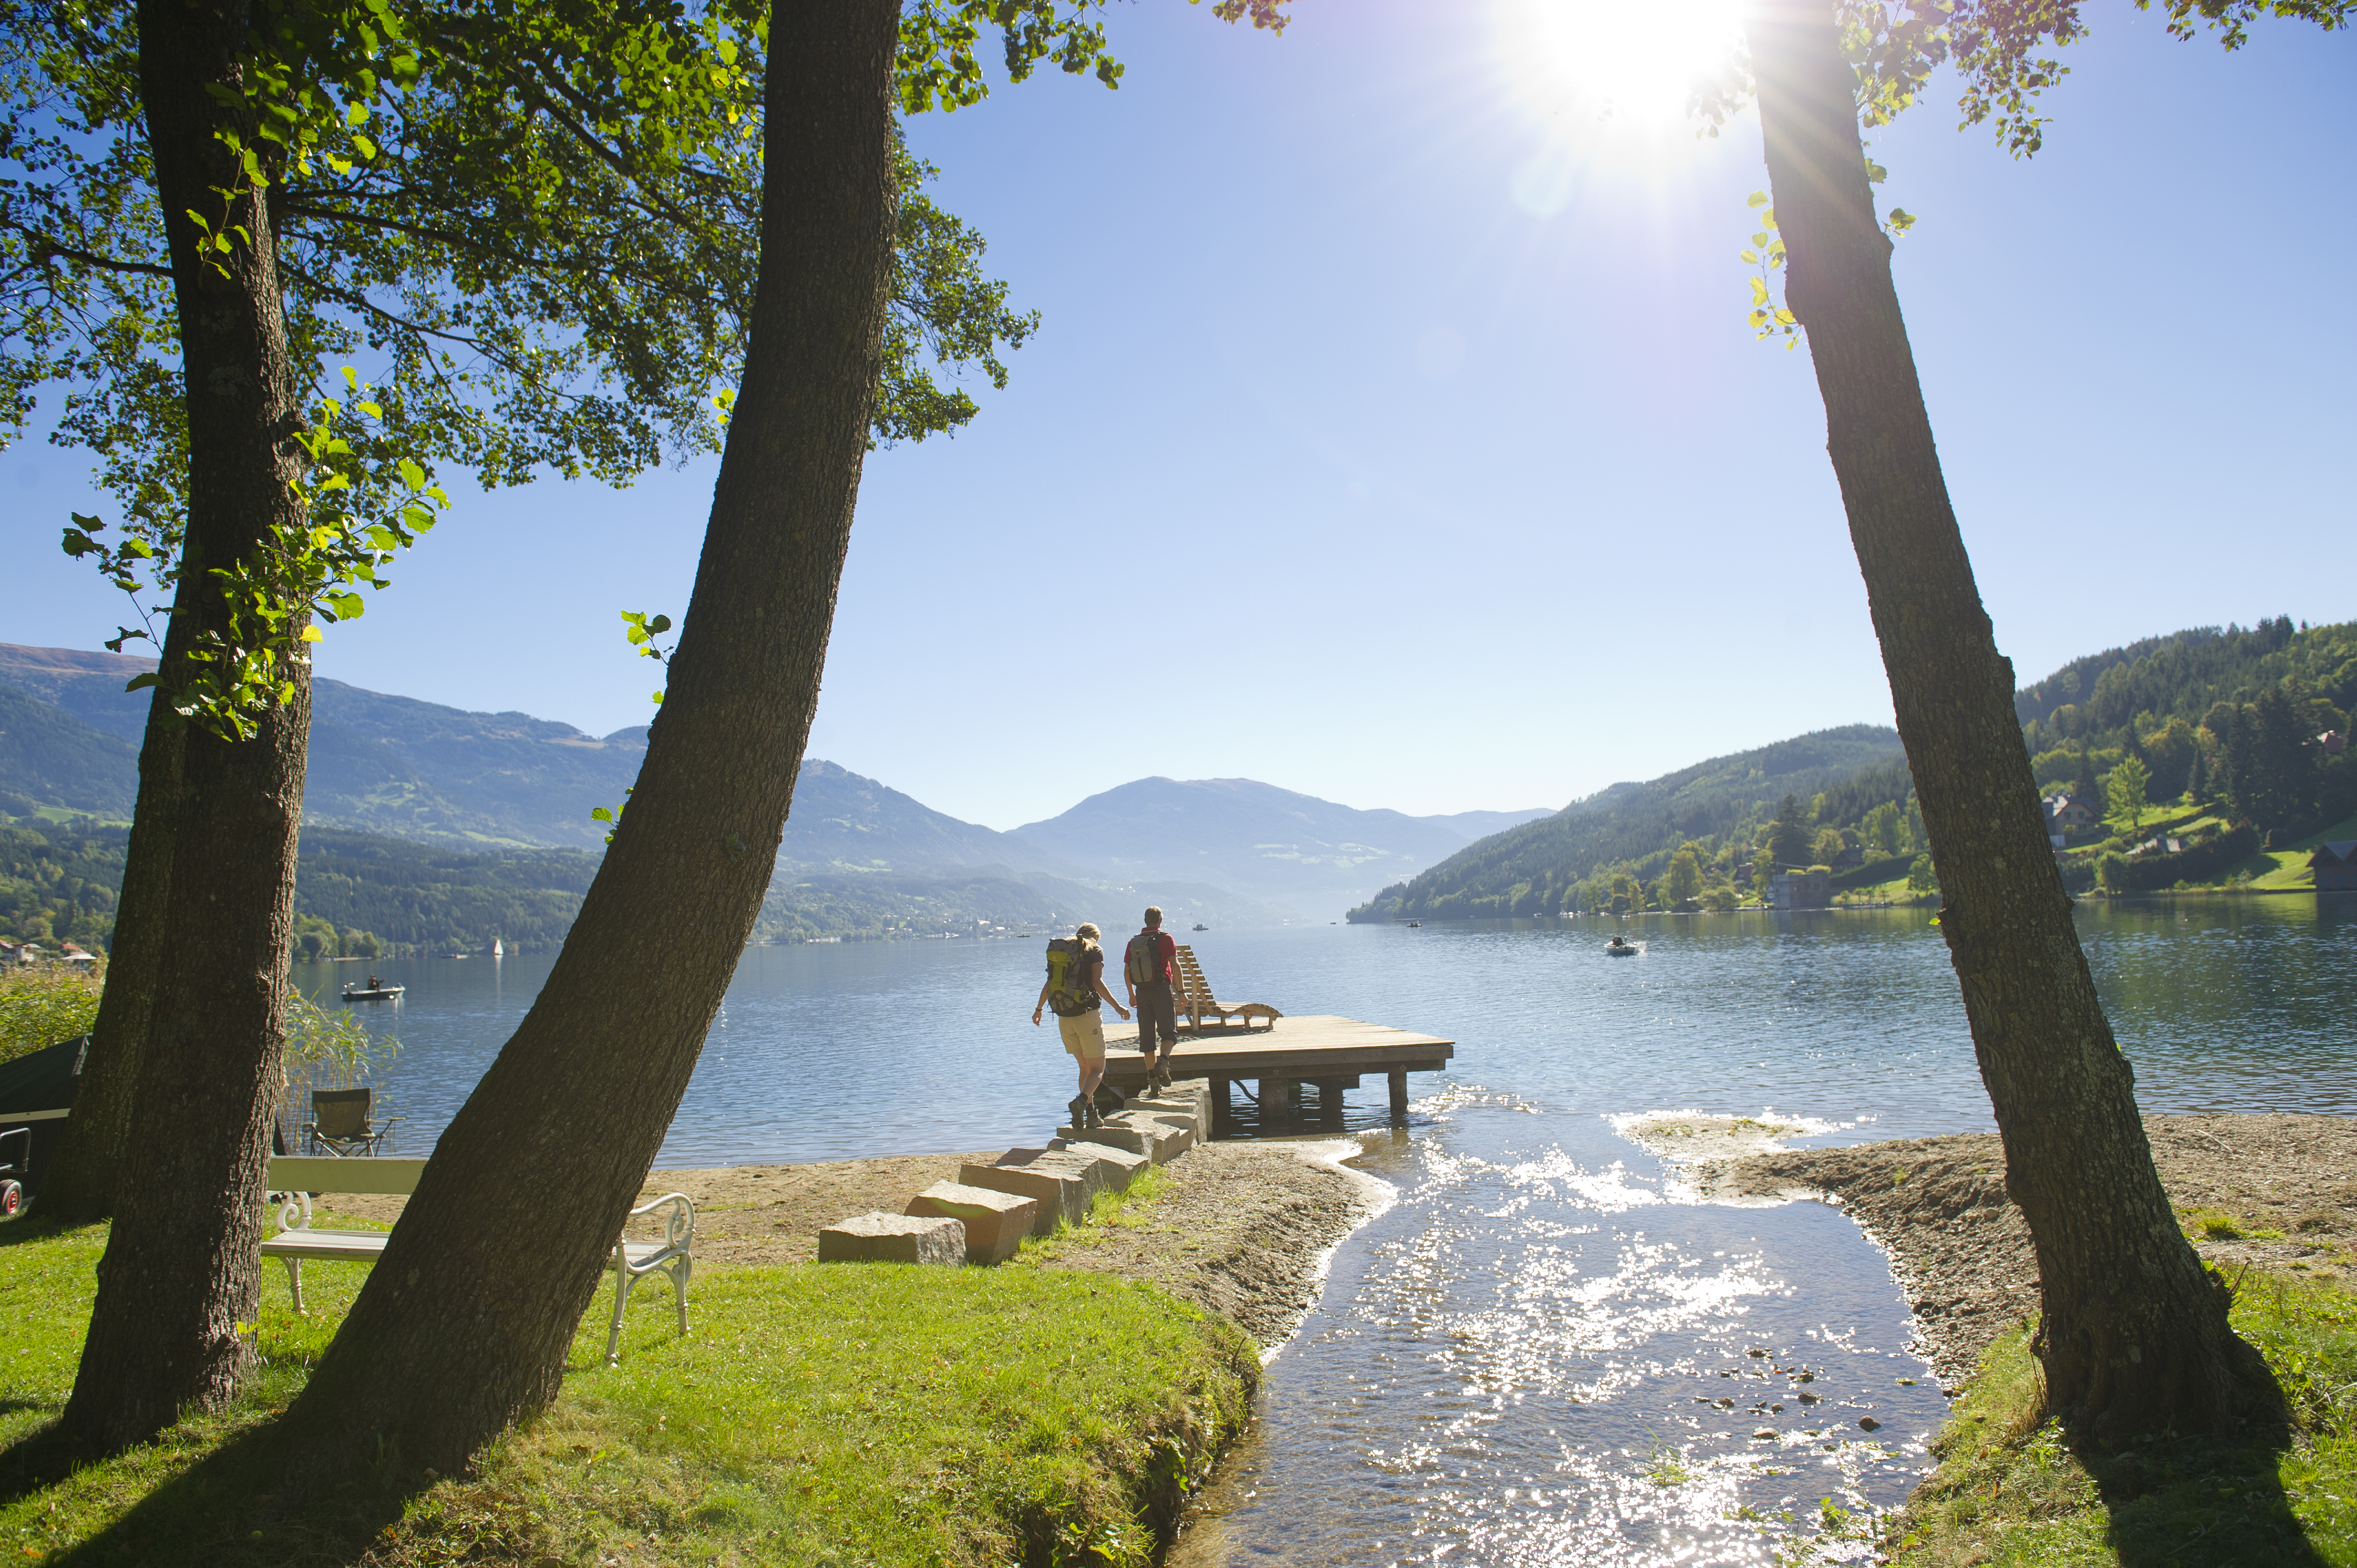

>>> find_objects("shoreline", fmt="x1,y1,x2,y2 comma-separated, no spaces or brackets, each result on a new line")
1691,1112,2357,1388
314,1134,1387,1351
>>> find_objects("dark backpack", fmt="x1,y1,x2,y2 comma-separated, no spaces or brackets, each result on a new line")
1044,938,1099,1017
1124,930,1166,988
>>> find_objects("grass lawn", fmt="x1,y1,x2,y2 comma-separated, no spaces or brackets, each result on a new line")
1886,1268,2357,1565
0,1180,1257,1567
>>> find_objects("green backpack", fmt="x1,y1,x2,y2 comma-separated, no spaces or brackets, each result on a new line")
1044,938,1099,1017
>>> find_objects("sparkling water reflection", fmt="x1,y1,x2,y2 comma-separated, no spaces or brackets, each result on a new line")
290,900,2355,1565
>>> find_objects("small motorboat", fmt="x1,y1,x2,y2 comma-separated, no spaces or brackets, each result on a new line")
1605,940,1640,957
1405,920,1422,928
1192,922,1208,932
342,976,404,1001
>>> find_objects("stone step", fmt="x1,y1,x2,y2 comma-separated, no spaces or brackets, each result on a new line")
1042,1139,1151,1193
959,1159,1090,1234
905,1181,1038,1266
1056,1120,1151,1158
1125,1103,1203,1138
1128,1110,1199,1157
817,1211,965,1266
999,1146,1110,1200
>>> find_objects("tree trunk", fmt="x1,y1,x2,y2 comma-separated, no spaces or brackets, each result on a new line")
60,0,312,1451
34,685,181,1224
274,2,903,1479
1745,0,2275,1437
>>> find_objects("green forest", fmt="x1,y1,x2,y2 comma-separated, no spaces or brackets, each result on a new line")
0,819,1254,955
1351,618,2357,922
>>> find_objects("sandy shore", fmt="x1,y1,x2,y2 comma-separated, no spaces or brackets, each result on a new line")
1692,1112,2357,1387
314,1138,1381,1349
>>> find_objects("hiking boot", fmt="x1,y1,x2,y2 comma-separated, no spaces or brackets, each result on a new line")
1085,1101,1106,1129
1067,1094,1090,1129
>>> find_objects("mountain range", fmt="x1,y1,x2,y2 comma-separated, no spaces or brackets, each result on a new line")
0,643,1552,930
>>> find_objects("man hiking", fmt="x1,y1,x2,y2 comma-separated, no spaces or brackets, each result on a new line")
1032,922,1129,1129
1124,906,1181,1092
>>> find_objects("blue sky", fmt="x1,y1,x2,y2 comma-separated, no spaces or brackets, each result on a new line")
6,1,2353,829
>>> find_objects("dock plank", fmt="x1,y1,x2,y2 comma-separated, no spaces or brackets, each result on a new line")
1099,1013,1453,1087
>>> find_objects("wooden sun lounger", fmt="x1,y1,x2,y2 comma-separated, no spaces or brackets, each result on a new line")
1172,945,1282,1033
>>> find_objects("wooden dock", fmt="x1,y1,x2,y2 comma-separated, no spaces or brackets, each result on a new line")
1099,1014,1454,1137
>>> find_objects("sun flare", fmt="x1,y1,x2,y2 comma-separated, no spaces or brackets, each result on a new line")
1495,0,1748,132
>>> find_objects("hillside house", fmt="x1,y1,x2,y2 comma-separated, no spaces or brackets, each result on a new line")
2322,731,2348,756
2046,793,2100,835
1771,868,1831,910
2312,840,2357,893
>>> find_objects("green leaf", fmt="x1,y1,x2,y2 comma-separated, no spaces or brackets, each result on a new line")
1746,189,1768,208
590,806,614,823
396,458,427,491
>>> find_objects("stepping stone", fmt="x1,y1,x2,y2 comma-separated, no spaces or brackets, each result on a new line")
1124,1098,1203,1135
997,1146,1108,1194
960,1160,1089,1235
817,1211,965,1266
905,1181,1037,1265
1044,1139,1150,1193
1129,1105,1203,1138
1056,1121,1151,1158
1107,1112,1192,1162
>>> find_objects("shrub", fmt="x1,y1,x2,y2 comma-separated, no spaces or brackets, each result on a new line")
0,956,103,1066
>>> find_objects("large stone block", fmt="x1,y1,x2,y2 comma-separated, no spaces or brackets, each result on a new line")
999,1146,1108,1200
1046,1138,1151,1193
906,1181,1037,1265
1125,1101,1203,1138
1056,1120,1150,1157
1107,1112,1192,1162
817,1211,965,1266
959,1160,1089,1235
1155,1080,1213,1117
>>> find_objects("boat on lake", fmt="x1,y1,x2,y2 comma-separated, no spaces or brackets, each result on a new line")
342,978,404,1001
1192,922,1208,931
1605,938,1640,957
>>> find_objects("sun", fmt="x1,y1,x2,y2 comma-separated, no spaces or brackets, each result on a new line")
1494,0,1748,133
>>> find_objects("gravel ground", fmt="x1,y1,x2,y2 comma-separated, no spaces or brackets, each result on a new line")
1695,1113,2357,1388
1013,1139,1382,1348
311,1138,1380,1349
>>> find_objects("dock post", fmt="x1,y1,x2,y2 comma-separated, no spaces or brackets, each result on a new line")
1210,1077,1232,1139
1388,1069,1408,1125
1316,1079,1345,1130
1260,1077,1297,1129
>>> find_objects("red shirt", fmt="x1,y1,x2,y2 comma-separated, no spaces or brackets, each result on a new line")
1131,928,1177,984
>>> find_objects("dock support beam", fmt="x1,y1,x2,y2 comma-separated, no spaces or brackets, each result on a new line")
1210,1077,1232,1139
1259,1077,1298,1128
1388,1069,1409,1126
1313,1079,1347,1129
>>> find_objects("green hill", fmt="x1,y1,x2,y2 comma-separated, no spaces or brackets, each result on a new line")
1351,616,2357,922
1349,725,1910,921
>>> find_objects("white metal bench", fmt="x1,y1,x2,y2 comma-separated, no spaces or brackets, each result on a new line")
261,1156,694,1365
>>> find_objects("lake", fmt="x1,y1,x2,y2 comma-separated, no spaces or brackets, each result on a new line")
294,898,2357,1564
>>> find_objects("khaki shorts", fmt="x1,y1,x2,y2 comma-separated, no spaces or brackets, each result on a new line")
1057,1009,1107,1060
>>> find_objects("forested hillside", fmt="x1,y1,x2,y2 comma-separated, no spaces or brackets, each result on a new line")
2,821,1288,953
1351,617,2356,922
1349,726,1909,921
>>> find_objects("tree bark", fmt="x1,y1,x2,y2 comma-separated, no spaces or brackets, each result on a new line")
34,685,181,1224
60,0,312,1450
1745,0,2275,1437
274,2,903,1478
